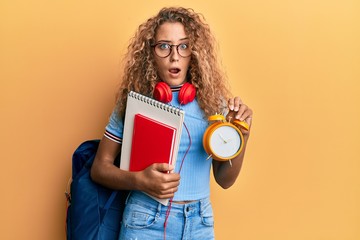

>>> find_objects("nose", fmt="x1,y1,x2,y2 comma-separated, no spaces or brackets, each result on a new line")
170,45,180,62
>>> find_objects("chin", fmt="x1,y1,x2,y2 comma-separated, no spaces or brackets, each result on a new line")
165,79,187,86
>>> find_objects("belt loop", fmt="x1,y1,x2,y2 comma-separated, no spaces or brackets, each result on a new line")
199,198,208,216
156,201,163,217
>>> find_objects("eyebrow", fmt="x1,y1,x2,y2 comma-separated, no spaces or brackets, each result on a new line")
156,37,189,43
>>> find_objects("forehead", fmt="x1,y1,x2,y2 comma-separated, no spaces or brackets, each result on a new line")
155,22,187,41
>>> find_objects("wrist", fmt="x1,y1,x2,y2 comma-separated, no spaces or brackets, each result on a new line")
132,171,144,192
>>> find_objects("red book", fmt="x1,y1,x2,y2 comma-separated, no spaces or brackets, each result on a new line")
129,114,177,172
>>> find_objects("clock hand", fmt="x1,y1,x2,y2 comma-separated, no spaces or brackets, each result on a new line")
218,133,228,143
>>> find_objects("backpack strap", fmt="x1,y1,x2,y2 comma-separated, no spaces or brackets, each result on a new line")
104,191,118,210
99,191,118,222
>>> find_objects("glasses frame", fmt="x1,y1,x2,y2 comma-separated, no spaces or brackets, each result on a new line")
152,42,191,58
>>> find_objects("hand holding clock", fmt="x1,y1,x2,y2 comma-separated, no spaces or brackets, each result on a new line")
208,96,253,188
227,96,253,136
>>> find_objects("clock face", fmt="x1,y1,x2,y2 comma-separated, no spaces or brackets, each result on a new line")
209,125,242,159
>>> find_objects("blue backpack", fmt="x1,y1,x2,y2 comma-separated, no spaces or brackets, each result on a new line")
66,140,128,240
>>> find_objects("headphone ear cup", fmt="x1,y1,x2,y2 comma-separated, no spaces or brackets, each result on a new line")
154,82,172,103
178,82,196,105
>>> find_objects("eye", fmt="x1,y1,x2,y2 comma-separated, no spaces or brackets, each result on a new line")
158,43,170,50
179,43,189,50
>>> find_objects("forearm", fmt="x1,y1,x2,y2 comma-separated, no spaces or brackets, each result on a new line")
89,137,142,191
91,159,141,191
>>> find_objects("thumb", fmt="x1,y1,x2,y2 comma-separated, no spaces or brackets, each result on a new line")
153,163,174,172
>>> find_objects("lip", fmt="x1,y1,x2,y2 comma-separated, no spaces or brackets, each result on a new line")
168,68,181,77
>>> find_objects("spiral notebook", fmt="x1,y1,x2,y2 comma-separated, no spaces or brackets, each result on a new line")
120,91,185,205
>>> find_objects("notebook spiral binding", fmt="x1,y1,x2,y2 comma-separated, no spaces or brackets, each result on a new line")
128,91,183,116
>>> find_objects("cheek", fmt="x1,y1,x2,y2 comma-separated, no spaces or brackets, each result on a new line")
153,60,161,73
183,59,191,70
154,58,166,71
154,61,167,80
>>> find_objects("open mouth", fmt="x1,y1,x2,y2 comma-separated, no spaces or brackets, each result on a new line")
169,68,180,74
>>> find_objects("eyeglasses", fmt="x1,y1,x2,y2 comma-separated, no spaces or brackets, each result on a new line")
152,42,191,58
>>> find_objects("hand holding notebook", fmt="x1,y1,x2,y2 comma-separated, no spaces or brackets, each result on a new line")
120,91,185,205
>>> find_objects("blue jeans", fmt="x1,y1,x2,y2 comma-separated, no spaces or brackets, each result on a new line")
119,191,215,240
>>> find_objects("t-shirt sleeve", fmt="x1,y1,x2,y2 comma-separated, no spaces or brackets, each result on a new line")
104,109,124,144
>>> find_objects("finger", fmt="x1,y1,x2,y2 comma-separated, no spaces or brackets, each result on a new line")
244,108,253,121
154,185,179,199
234,104,248,120
155,170,180,182
228,98,235,111
154,163,174,172
245,116,252,126
233,97,243,112
225,111,236,122
162,173,181,184
237,107,253,121
150,189,174,199
161,186,179,195
156,192,175,199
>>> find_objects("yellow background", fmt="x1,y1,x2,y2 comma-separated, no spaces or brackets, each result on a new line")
1,0,359,239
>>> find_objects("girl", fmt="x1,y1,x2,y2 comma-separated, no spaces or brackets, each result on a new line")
91,7,253,240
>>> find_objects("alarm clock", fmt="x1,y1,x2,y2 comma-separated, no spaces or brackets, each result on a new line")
203,114,249,161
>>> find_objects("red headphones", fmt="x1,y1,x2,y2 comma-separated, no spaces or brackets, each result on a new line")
154,82,196,105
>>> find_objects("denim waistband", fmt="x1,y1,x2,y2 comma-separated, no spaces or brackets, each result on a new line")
126,191,211,217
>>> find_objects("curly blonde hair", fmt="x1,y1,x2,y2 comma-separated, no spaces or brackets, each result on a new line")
116,7,231,118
